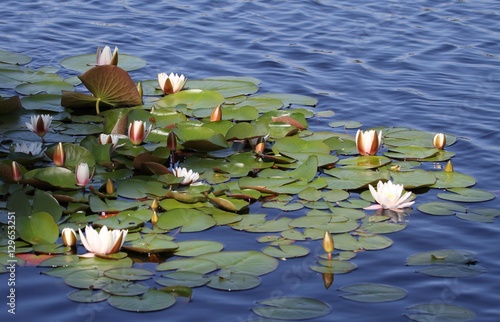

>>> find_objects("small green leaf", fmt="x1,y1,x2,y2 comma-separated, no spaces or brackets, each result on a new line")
338,283,407,302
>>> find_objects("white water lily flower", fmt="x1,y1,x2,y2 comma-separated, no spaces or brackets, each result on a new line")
13,142,46,155
78,225,128,257
158,72,187,94
25,114,52,139
75,163,91,187
172,167,200,185
128,120,152,145
364,180,415,211
61,227,77,247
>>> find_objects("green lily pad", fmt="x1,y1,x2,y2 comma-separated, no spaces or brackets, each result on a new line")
207,272,261,291
157,271,210,288
21,93,64,112
23,167,78,189
405,303,476,322
430,172,476,189
329,120,362,129
156,208,216,232
122,235,179,254
310,260,358,274
338,283,407,302
198,251,278,276
418,202,467,216
107,288,176,312
67,290,110,303
252,297,330,320
437,188,495,203
338,156,392,169
156,258,218,274
15,80,74,95
157,89,225,114
102,280,149,296
104,268,154,281
174,240,224,257
64,269,114,289
323,168,390,190
384,146,440,160
391,169,436,189
455,208,500,223
0,49,32,65
187,78,259,97
60,53,147,72
416,265,485,277
262,244,310,258
17,212,59,245
254,93,318,107
406,249,478,266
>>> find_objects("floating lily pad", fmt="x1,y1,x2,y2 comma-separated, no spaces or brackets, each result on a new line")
107,288,176,312
156,208,216,232
174,240,224,257
60,53,147,72
17,212,59,245
104,268,154,281
0,49,32,65
437,188,495,203
405,303,476,322
418,201,467,216
455,208,500,223
252,297,331,320
339,283,407,303
310,260,357,274
156,258,218,274
198,251,278,276
68,289,110,303
187,78,259,97
102,280,149,296
430,172,476,189
157,271,210,288
262,244,310,258
207,272,261,291
64,269,114,289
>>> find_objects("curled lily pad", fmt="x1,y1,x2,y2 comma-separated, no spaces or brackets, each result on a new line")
107,288,176,312
338,283,407,303
252,297,330,320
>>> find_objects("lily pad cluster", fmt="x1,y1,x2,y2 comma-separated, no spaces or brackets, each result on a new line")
0,48,496,319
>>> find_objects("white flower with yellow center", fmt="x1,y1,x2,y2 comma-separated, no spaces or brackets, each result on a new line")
364,180,415,211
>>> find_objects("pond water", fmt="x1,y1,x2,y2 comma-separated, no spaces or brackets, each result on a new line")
1,0,500,321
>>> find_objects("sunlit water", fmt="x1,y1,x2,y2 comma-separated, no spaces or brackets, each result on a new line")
1,0,500,321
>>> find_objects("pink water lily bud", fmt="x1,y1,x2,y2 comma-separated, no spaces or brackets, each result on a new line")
75,163,91,187
96,45,118,66
158,72,187,94
433,133,446,150
78,225,128,257
128,121,152,145
11,161,22,182
25,114,52,139
355,129,382,156
61,228,77,247
53,142,65,166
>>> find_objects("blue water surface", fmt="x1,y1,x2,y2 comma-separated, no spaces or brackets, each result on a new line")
1,0,500,321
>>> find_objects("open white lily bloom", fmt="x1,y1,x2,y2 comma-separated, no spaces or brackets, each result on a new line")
172,167,200,186
158,72,187,94
25,114,52,139
364,180,415,211
78,225,128,257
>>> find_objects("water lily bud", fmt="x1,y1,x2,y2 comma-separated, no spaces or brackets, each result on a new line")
106,179,115,194
151,210,159,226
75,163,91,187
254,137,266,154
11,161,22,182
137,81,143,99
322,273,334,289
151,198,159,211
61,228,77,247
356,129,382,156
167,131,177,151
433,133,446,150
210,105,222,122
128,120,151,145
322,231,334,260
96,45,118,66
53,142,65,166
444,160,454,172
